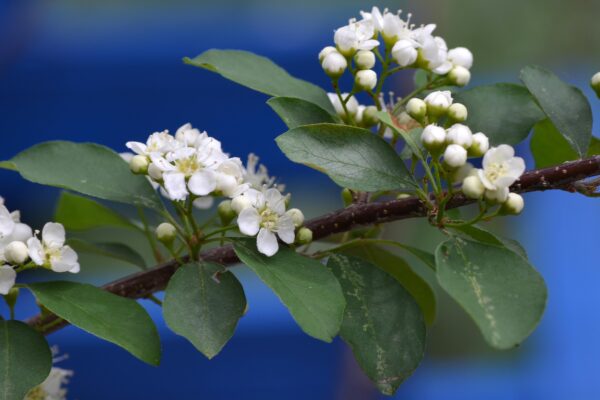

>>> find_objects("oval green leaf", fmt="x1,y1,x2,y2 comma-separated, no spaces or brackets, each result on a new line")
0,321,52,400
5,141,162,210
521,65,592,156
267,97,337,129
233,238,345,343
276,123,415,191
28,281,161,366
435,237,547,349
184,49,335,114
55,192,137,231
327,254,426,396
454,83,545,145
163,262,246,359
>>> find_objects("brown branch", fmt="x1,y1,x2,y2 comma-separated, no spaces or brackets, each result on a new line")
27,155,600,334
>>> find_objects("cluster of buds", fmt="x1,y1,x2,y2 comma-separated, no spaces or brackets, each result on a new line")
326,93,379,127
0,198,79,296
319,7,474,94
125,124,309,257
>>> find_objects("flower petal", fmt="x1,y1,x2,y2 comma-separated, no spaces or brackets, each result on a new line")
192,196,214,210
42,222,66,248
257,228,279,257
27,237,45,266
265,188,286,215
237,208,260,236
188,170,217,196
125,141,147,155
163,172,188,201
0,205,15,238
276,215,295,244
51,245,79,273
0,265,16,295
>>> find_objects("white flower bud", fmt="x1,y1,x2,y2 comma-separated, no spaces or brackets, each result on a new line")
129,155,149,175
318,46,338,63
484,187,509,204
501,193,524,215
406,98,427,120
361,106,379,127
443,144,468,168
448,66,471,87
287,208,305,227
231,195,252,214
468,132,490,157
218,200,236,225
462,175,485,199
591,72,600,98
447,103,468,122
321,51,347,79
421,124,446,152
424,91,453,117
4,241,29,265
391,39,418,67
148,163,163,181
448,47,473,69
355,69,377,91
354,50,376,70
156,222,177,244
446,124,473,148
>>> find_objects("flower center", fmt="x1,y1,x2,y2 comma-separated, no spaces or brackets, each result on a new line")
175,156,202,177
260,209,279,231
485,162,507,183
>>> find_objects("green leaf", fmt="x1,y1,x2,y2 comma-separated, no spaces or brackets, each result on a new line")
55,192,137,231
0,321,52,400
3,141,162,210
184,49,335,114
28,281,161,365
453,83,545,145
531,119,600,168
521,65,592,156
435,237,547,349
233,238,345,342
67,239,147,269
327,254,426,395
163,262,246,359
276,123,415,191
267,97,337,129
341,243,436,325
450,224,528,260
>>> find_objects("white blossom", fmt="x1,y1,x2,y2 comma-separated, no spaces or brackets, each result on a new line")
27,367,73,400
126,130,179,158
334,19,379,56
237,189,297,257
360,7,413,43
443,144,468,168
0,265,16,295
4,241,29,265
478,145,526,191
448,47,473,69
412,25,452,74
446,123,473,148
321,51,347,78
243,153,283,192
0,204,15,238
391,39,418,67
27,223,80,273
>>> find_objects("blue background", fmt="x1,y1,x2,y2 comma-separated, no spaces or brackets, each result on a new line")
1,1,599,398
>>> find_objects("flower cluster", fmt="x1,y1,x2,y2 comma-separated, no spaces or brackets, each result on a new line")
26,348,73,400
413,91,526,214
320,7,473,89
125,124,307,256
0,198,79,295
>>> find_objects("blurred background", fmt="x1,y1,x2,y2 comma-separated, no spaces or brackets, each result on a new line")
1,0,600,398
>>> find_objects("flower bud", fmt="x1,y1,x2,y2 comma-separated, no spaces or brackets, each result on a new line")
446,123,473,148
321,51,347,79
501,193,524,215
341,188,353,206
4,241,29,265
147,163,163,181
355,69,377,91
443,144,468,168
448,66,471,87
287,208,305,228
448,47,473,69
318,46,338,63
391,39,418,67
295,227,313,245
424,91,453,118
447,103,468,123
156,222,177,244
231,195,251,214
468,132,490,157
218,200,236,225
591,72,600,98
354,50,376,70
448,162,475,183
361,106,379,127
484,187,509,204
462,175,485,199
421,124,446,152
129,155,149,175
406,98,427,120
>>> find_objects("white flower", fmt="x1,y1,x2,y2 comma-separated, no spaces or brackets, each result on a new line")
443,144,468,168
4,241,29,265
421,124,446,151
448,47,473,69
243,153,283,192
391,39,418,67
448,65,471,86
413,25,452,74
424,90,453,111
469,132,489,157
192,196,214,210
0,204,15,238
478,145,526,191
446,123,473,148
126,130,179,157
462,175,485,199
334,19,379,56
484,187,509,204
237,189,297,257
27,367,73,400
27,223,79,273
0,265,16,295
321,51,347,78
327,93,359,118
0,206,33,263
174,123,203,147
355,69,377,91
